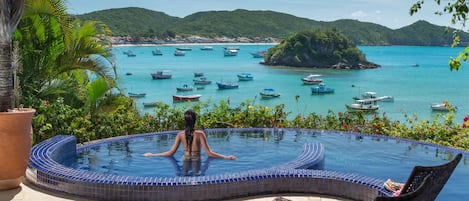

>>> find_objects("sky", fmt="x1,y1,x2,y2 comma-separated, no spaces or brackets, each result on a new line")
66,0,457,30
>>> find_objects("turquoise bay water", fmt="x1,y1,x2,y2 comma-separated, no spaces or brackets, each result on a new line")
115,45,469,122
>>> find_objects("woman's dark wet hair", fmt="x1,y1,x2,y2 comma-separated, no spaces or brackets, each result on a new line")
184,110,197,155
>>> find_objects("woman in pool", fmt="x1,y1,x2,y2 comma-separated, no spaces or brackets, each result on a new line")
143,110,236,160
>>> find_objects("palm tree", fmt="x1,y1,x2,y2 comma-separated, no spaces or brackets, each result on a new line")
15,0,118,111
0,0,25,112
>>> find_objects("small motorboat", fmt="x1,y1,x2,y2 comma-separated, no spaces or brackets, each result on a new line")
193,77,212,85
237,73,254,81
174,50,185,56
152,48,163,56
250,51,265,58
126,50,136,57
143,101,159,107
346,103,380,112
301,74,323,85
172,94,202,102
311,83,334,94
216,82,239,89
223,48,238,56
194,72,204,77
126,72,133,76
128,92,146,98
151,70,172,79
346,98,380,112
176,47,192,51
200,46,213,51
260,88,280,99
431,103,457,112
176,84,193,91
378,95,394,102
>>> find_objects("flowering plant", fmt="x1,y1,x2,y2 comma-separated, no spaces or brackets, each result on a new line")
463,115,469,128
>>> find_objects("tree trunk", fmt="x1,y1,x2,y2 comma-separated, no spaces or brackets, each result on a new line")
0,41,13,112
0,0,25,112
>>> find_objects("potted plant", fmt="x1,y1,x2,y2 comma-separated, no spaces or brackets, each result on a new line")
0,0,36,190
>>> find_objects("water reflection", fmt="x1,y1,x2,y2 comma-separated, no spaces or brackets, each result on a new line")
164,156,213,176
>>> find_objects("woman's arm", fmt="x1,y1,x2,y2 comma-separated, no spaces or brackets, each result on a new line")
143,133,181,157
199,131,236,160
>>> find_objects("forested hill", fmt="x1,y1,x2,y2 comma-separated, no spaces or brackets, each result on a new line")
76,7,469,46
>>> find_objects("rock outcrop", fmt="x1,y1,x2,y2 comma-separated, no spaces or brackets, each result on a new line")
262,29,380,69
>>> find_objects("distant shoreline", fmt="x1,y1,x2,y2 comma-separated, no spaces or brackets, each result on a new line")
112,42,279,47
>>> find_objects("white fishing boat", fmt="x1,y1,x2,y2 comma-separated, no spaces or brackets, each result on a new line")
346,98,380,112
301,74,323,85
224,48,238,56
431,103,457,112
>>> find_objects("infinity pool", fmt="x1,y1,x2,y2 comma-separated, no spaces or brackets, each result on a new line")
67,129,468,200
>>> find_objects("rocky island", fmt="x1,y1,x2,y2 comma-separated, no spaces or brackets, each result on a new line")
262,29,380,69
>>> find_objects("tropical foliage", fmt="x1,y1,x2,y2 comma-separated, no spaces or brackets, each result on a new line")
14,0,120,117
31,98,469,151
76,7,469,46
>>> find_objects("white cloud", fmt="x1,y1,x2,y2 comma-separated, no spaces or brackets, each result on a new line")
351,10,368,18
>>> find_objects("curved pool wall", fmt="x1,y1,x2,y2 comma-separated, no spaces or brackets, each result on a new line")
27,128,435,201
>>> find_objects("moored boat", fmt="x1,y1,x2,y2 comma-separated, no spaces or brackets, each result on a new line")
128,92,146,98
126,50,136,57
346,103,380,112
311,83,334,94
237,73,254,81
431,103,457,112
200,46,213,50
224,48,238,56
176,84,193,91
216,82,239,89
194,72,204,77
143,101,159,107
193,77,212,85
173,94,202,102
250,51,265,58
151,70,172,79
126,72,133,76
346,98,380,112
152,48,163,56
378,95,394,102
301,74,323,85
260,88,280,99
174,50,185,56
353,91,394,102
176,47,192,51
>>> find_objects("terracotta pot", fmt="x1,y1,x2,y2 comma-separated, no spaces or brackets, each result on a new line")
0,108,35,190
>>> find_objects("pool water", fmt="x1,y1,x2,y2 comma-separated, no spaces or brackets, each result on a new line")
70,129,468,200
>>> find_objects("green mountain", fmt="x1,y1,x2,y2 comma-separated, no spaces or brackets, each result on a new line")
75,7,469,46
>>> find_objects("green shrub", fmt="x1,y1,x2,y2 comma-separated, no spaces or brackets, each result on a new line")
31,97,469,151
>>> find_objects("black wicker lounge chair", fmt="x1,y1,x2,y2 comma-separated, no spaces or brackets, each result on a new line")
375,153,462,201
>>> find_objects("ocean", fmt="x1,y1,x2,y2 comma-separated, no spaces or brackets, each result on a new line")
114,45,469,122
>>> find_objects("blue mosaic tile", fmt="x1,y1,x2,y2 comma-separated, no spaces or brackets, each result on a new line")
26,128,466,201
